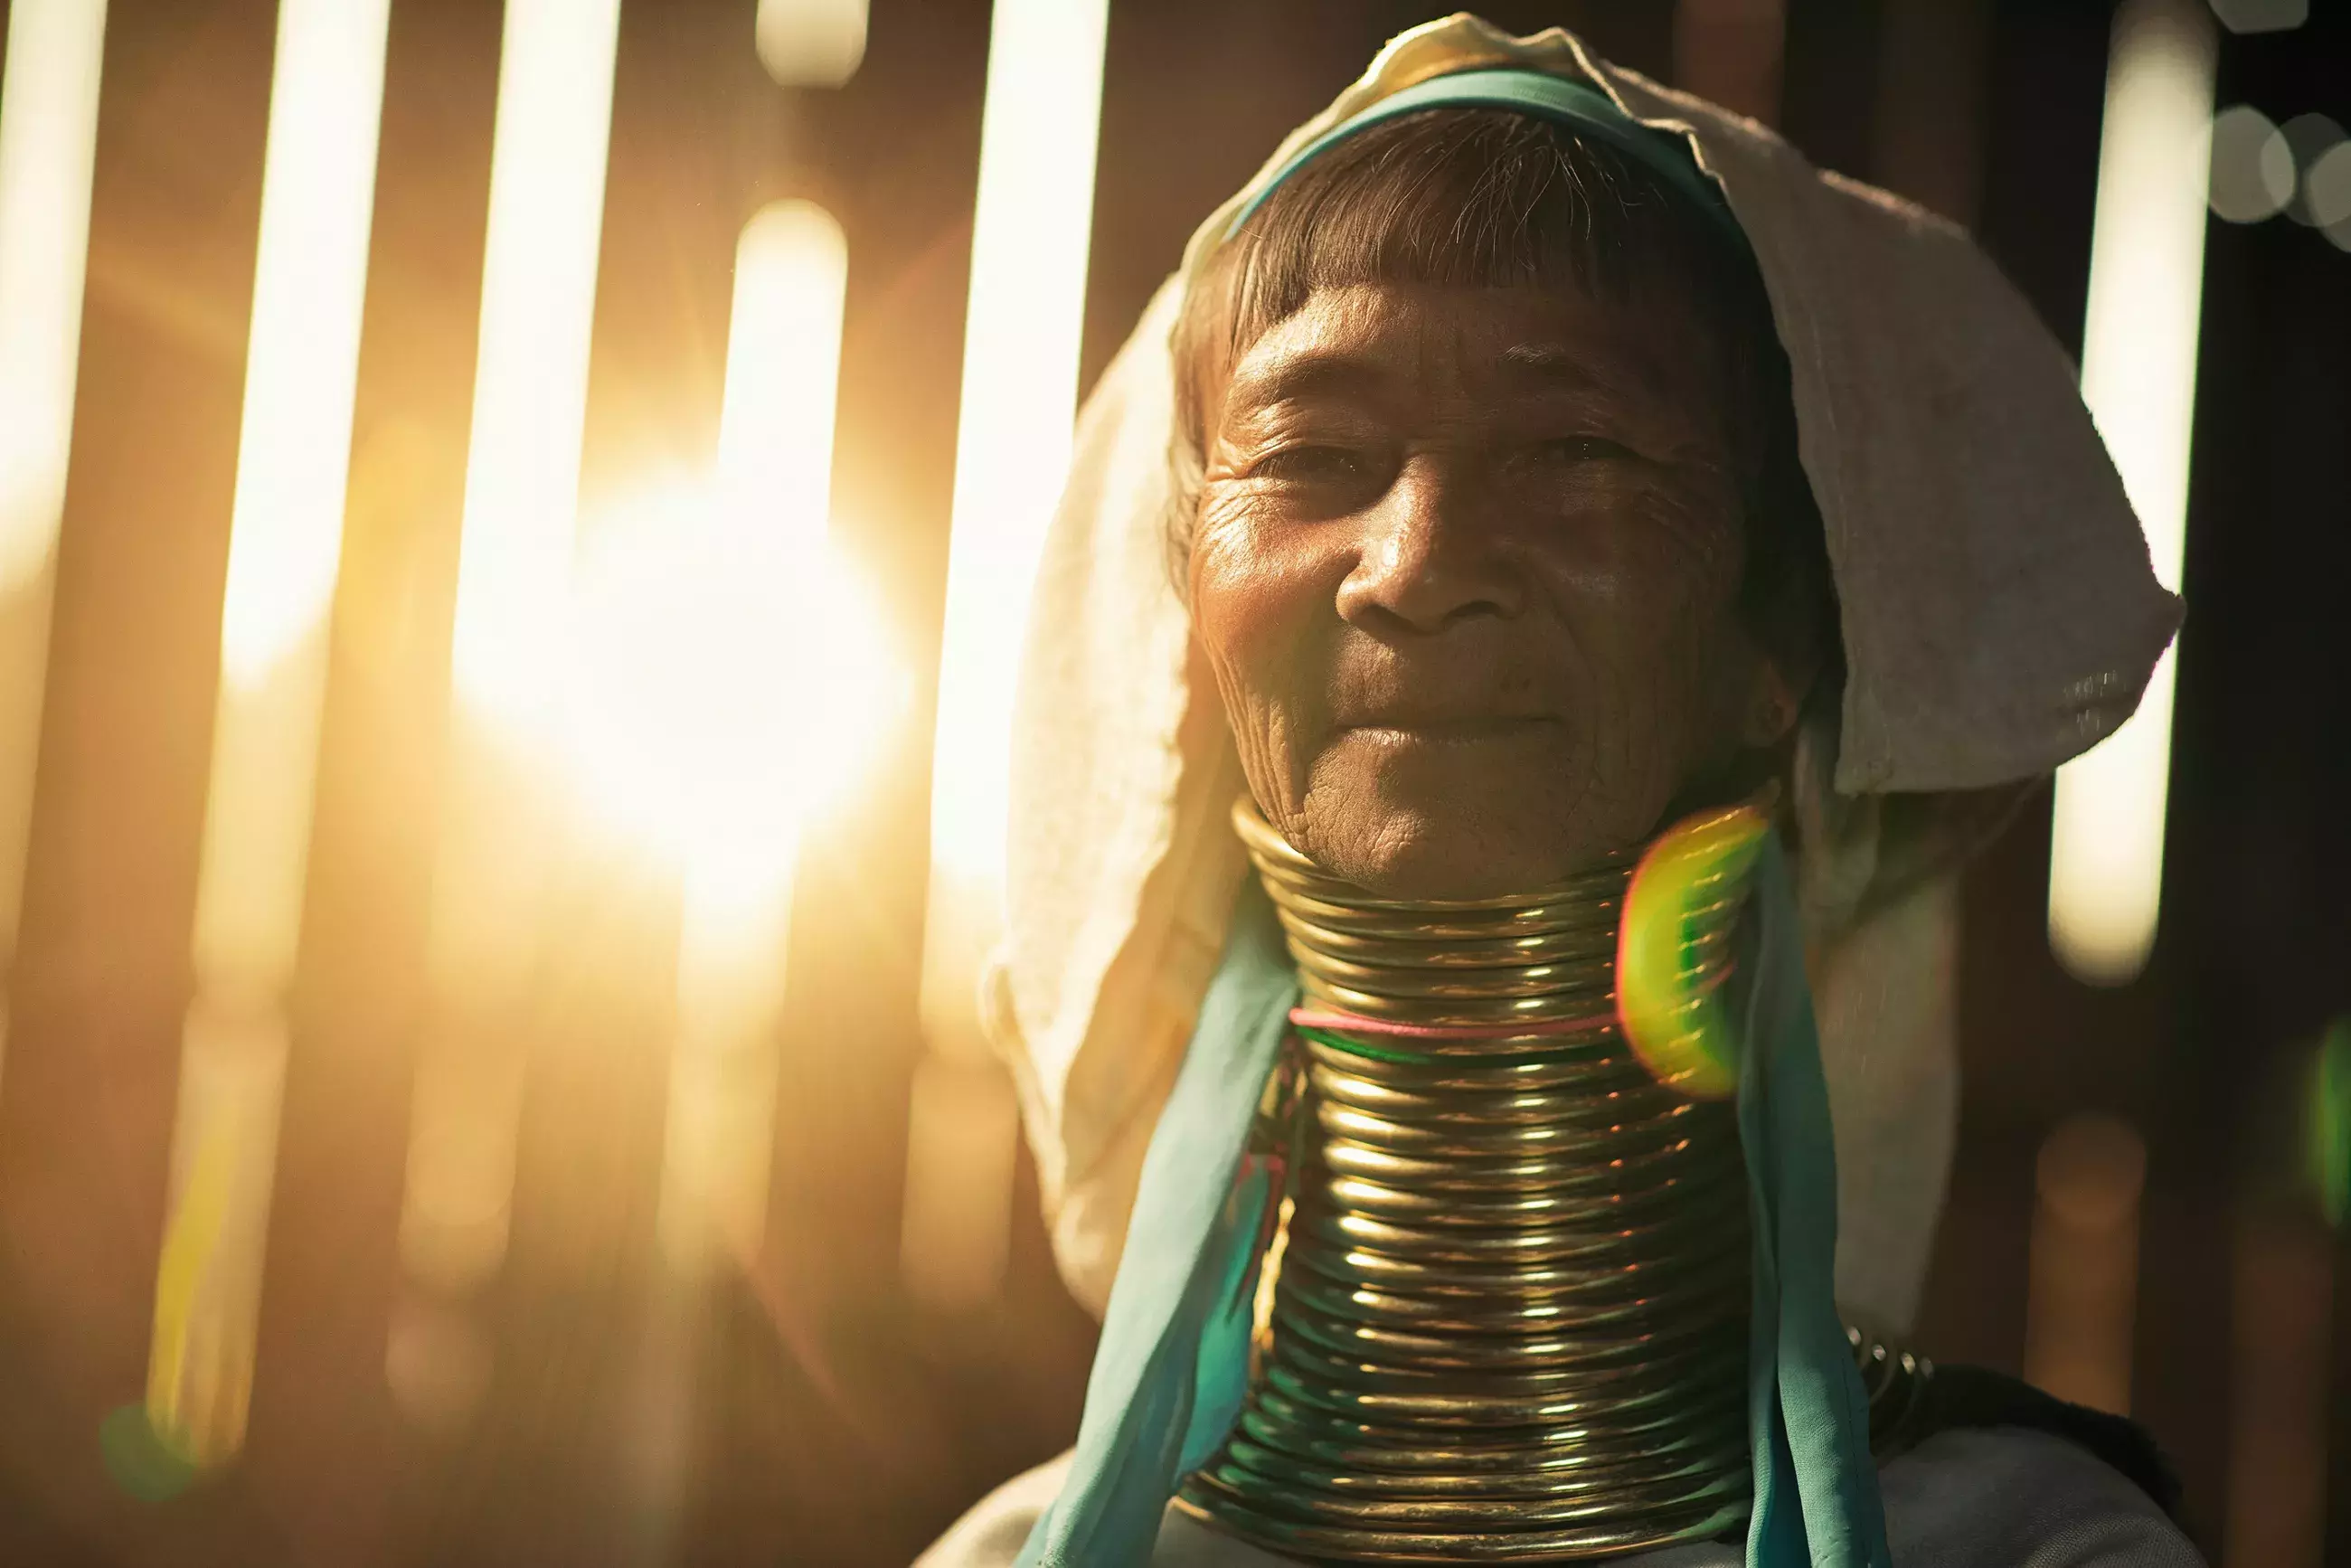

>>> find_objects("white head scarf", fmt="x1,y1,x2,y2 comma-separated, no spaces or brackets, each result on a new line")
987,14,2177,1335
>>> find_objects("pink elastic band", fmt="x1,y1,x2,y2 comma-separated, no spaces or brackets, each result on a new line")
1288,1006,1618,1042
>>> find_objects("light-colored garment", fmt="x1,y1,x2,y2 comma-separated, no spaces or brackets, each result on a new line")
918,1430,2205,1568
992,13,2179,1346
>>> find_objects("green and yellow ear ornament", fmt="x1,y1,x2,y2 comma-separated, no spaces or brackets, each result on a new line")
1617,803,1771,1100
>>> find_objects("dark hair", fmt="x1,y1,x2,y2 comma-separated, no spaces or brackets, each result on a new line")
1168,108,1835,682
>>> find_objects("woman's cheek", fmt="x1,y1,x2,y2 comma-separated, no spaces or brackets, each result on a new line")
1193,523,1281,675
1528,484,1739,626
1525,488,1746,790
1192,506,1322,813
1194,494,1339,669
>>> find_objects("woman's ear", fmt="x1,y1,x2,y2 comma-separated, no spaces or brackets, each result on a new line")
1737,558,1833,752
1739,653,1806,750
1737,592,1830,751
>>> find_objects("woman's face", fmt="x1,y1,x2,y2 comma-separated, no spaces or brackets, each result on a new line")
1190,279,1795,899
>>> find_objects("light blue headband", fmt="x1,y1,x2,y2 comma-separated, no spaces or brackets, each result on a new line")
1223,67,1743,246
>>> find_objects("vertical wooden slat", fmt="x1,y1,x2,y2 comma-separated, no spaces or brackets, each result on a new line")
239,1,504,1563
0,1,278,1562
1871,0,1992,226
411,3,735,1561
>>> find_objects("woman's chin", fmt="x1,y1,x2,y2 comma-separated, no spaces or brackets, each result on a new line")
1290,795,1618,902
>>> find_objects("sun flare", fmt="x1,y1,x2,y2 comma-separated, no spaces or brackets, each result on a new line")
560,478,904,899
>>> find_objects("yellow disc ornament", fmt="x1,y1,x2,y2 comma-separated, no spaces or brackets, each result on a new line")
1616,803,1771,1100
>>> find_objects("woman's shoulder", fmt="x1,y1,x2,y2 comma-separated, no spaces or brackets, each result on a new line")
1883,1424,2205,1567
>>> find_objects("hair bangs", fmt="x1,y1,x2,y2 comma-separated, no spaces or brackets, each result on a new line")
1166,106,1830,687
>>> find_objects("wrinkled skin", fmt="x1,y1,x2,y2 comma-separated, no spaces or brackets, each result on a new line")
1189,280,1802,900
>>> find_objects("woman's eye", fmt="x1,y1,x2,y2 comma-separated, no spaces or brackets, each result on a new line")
1254,445,1371,486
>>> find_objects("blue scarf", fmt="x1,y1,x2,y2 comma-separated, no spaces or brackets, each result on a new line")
1014,834,1890,1568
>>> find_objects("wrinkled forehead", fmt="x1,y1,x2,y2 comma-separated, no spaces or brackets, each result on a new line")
1212,278,1735,436
1175,109,1770,449
1213,280,1730,453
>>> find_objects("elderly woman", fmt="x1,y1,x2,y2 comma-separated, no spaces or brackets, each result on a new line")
925,16,2198,1568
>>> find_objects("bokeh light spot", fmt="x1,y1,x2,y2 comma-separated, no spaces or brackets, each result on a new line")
2207,104,2294,222
99,1404,201,1504
384,1299,495,1433
2279,113,2345,226
2299,141,2351,238
2036,1111,2148,1232
755,0,865,89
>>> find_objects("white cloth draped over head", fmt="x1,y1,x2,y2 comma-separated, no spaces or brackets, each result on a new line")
987,14,2178,1336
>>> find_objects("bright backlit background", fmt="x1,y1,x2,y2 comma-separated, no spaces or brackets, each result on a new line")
0,2,2344,1565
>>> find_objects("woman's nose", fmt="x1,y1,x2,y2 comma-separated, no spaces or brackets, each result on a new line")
1334,456,1525,634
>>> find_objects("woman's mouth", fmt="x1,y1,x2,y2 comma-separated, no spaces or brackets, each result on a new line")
1338,714,1560,744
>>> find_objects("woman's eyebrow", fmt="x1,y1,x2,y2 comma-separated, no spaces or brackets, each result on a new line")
1222,348,1387,413
1498,341,1644,399
1501,341,1702,432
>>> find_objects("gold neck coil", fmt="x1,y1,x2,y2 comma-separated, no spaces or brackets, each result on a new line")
1177,801,1756,1563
